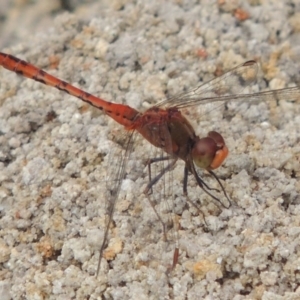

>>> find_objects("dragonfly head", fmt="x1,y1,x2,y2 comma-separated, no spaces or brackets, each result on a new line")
192,131,228,170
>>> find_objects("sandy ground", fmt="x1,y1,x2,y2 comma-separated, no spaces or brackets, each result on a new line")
1,1,300,299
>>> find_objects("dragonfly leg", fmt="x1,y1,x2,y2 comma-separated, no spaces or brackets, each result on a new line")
189,162,231,209
144,157,177,195
145,196,169,241
183,164,221,195
146,156,170,194
208,170,231,208
172,247,179,269
143,158,178,247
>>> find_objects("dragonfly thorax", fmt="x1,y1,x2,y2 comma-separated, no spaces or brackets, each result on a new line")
134,108,228,171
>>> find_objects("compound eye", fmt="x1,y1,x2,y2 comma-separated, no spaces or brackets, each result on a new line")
192,132,229,170
208,131,225,148
192,137,218,169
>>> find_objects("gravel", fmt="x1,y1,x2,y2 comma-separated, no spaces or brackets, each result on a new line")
1,1,300,299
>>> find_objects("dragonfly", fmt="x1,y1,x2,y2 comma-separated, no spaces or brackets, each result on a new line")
0,52,299,276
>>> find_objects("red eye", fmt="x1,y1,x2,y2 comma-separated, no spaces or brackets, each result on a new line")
192,131,228,170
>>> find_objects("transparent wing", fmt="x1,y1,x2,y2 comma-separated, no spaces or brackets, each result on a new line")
157,60,300,109
97,129,135,275
157,60,258,108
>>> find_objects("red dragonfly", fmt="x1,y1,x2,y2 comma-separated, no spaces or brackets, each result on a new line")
0,52,299,275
